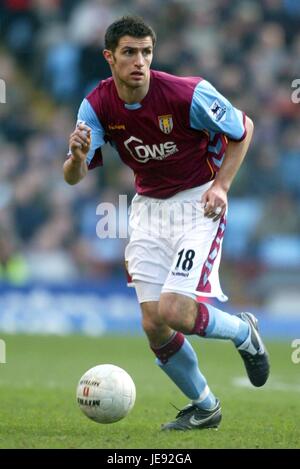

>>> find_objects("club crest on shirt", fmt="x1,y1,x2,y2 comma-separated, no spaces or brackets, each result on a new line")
209,100,226,122
158,114,173,134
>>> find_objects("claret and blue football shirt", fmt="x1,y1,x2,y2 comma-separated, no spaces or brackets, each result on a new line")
76,70,247,198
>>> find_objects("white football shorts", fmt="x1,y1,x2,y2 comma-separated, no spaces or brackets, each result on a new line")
125,182,228,303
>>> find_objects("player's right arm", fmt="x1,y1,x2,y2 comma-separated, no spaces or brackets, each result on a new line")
63,123,91,185
63,97,105,185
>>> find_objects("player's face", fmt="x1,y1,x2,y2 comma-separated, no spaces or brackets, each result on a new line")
105,35,153,89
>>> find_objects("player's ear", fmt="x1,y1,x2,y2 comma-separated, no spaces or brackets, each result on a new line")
103,49,114,66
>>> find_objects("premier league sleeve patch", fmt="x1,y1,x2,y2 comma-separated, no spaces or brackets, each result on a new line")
209,100,227,122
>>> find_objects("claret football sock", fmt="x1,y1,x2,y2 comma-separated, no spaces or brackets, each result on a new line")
191,302,250,346
151,333,216,408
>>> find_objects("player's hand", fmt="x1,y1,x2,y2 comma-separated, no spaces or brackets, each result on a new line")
201,184,227,221
69,123,91,163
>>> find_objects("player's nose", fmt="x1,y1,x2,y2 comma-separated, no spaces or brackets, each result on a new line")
135,52,145,67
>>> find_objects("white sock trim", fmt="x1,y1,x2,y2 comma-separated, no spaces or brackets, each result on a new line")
193,384,210,404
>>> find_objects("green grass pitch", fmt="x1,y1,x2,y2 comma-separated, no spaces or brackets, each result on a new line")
0,334,299,449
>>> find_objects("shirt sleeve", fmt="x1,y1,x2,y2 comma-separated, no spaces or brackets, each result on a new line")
190,80,247,141
76,98,105,167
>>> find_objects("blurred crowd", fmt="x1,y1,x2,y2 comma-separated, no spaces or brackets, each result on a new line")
0,0,300,307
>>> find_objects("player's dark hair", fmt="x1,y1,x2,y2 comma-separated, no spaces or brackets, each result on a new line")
105,16,156,51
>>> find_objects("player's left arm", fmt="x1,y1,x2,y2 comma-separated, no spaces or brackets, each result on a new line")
202,117,254,221
190,79,254,220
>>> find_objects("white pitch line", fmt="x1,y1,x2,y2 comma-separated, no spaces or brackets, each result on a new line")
233,376,300,392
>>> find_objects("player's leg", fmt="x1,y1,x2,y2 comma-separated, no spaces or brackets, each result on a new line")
159,292,249,346
159,292,269,388
135,281,221,430
156,291,232,430
158,291,270,430
136,281,215,406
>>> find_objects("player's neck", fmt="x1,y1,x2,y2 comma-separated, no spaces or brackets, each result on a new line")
113,75,150,104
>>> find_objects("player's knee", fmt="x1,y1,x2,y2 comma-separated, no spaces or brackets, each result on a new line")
159,293,184,328
159,293,196,331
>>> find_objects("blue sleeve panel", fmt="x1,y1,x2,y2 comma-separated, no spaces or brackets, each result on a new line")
77,98,105,165
190,80,246,141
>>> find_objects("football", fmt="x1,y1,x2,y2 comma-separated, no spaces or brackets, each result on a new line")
76,364,136,423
